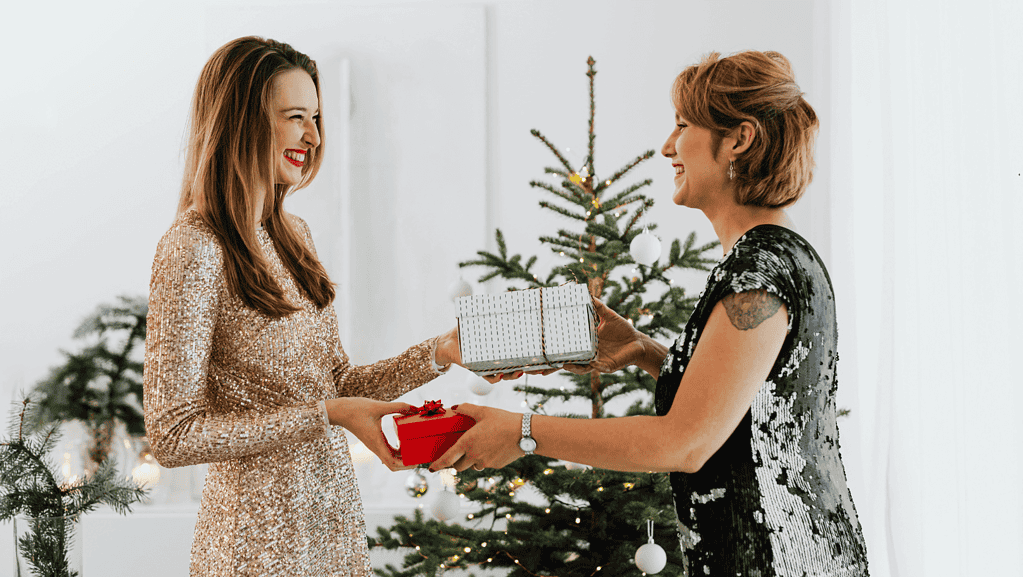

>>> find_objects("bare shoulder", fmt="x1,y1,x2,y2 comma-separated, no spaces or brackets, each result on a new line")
721,290,785,331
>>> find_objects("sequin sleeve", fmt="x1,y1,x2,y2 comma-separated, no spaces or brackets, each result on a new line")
143,220,329,468
331,337,440,401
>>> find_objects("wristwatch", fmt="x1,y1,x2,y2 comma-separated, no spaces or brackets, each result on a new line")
519,413,537,455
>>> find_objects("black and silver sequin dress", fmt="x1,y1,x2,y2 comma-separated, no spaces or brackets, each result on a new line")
654,225,868,576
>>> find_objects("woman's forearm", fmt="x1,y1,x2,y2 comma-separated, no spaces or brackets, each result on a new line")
531,413,696,473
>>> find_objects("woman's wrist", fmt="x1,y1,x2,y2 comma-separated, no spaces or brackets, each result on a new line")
433,328,459,369
635,333,668,378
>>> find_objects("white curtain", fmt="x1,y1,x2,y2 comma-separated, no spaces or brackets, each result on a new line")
828,1,1023,575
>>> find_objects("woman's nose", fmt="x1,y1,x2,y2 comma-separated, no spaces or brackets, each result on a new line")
305,120,321,149
661,134,675,158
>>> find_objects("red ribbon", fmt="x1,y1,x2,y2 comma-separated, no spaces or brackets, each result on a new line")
403,400,446,417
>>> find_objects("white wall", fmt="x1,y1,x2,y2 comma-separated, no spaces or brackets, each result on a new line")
0,0,825,567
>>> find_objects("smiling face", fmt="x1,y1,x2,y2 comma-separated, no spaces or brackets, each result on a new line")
272,68,321,186
661,112,730,209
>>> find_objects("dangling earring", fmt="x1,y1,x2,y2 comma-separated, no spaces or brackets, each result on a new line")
728,160,735,181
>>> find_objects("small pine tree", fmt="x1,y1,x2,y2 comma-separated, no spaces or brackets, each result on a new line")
30,295,148,472
1,396,147,577
370,57,718,576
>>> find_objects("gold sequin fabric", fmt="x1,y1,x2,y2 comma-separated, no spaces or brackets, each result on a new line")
143,210,440,576
655,225,869,576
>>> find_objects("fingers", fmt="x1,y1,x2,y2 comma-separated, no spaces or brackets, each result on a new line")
386,402,414,416
560,363,593,375
450,402,480,419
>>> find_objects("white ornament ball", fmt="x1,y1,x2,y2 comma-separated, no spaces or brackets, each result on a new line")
630,231,662,266
431,490,462,521
468,374,495,396
448,278,473,302
635,542,667,574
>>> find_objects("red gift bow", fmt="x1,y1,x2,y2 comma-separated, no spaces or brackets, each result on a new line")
402,400,446,417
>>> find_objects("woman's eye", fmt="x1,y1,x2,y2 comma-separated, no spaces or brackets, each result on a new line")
677,123,687,129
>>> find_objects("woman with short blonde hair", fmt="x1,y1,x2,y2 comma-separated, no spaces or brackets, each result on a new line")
436,50,869,576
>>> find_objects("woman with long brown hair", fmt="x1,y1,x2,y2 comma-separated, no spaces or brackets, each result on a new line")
434,50,869,576
143,36,464,575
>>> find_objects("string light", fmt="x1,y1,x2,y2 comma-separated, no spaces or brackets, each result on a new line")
545,508,551,514
464,547,472,553
543,468,553,475
467,513,475,519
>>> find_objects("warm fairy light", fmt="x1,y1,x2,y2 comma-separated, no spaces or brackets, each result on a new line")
464,547,471,553
605,180,611,186
512,477,526,487
415,546,421,551
623,482,636,490
487,558,493,562
545,508,551,514
580,258,584,263
597,486,604,492
467,513,475,519
559,251,565,256
132,450,161,486
482,542,488,547
506,513,513,520
509,491,515,497
576,517,581,523
597,566,602,571
543,468,553,475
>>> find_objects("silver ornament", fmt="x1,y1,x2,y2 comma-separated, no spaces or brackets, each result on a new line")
404,470,429,498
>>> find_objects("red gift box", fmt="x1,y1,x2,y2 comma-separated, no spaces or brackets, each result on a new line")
394,401,476,467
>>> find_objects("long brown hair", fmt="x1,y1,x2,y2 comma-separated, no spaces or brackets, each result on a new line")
178,36,334,317
672,51,819,208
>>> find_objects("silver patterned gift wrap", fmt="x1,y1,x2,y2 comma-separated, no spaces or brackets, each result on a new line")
456,283,598,376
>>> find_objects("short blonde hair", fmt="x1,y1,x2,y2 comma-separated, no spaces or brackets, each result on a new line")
672,51,818,208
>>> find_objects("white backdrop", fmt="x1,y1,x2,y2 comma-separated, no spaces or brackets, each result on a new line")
9,0,965,574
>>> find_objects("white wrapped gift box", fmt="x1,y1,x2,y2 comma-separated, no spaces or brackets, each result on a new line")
456,283,597,376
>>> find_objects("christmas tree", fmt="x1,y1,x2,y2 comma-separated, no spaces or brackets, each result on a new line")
29,295,148,473
369,57,718,576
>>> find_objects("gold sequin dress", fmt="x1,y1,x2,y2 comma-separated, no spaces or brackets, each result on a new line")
143,210,441,576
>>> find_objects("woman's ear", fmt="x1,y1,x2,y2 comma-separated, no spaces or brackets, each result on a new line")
731,121,757,155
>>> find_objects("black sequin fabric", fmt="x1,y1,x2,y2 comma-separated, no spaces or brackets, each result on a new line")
655,225,868,576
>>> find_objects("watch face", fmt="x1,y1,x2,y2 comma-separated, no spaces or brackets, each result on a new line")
519,437,537,452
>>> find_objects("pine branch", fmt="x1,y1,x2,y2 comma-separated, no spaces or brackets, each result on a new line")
538,201,587,222
593,151,655,194
529,180,586,205
530,129,574,173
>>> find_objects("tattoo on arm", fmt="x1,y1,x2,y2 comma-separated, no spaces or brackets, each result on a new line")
722,290,784,330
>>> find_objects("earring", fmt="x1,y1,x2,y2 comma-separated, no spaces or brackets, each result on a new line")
728,160,735,181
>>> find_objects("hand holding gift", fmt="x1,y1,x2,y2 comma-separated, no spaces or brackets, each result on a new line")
324,397,414,471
